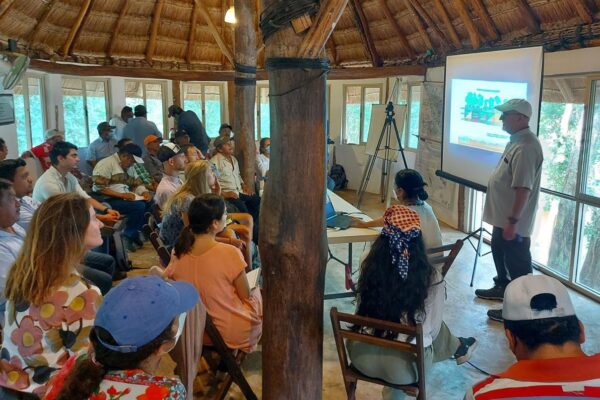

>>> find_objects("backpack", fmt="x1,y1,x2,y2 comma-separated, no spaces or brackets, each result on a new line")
329,146,348,190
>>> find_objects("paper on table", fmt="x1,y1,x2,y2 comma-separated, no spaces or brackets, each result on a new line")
246,268,261,289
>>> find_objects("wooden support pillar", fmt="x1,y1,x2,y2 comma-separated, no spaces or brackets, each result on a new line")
227,80,235,123
234,0,257,193
260,1,328,399
172,80,181,107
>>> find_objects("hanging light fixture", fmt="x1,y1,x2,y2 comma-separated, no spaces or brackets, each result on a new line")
224,6,236,24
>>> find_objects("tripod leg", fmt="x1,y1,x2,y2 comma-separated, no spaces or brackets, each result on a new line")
357,155,377,208
470,227,485,287
391,117,408,169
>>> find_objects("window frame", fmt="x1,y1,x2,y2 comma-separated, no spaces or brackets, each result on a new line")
255,84,269,140
124,79,168,135
404,82,421,151
341,83,384,145
181,81,226,136
14,74,47,152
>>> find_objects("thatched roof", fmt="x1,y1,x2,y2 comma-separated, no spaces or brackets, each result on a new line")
0,0,599,78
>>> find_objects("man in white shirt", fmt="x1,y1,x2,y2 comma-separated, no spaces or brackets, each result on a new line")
256,137,270,181
154,143,188,209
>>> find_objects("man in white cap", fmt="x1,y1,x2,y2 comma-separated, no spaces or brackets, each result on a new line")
21,128,64,171
466,274,600,399
475,99,544,322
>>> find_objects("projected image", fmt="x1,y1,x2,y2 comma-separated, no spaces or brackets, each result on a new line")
450,79,527,153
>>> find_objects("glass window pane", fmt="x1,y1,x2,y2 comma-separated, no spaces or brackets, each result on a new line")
85,81,108,144
204,85,222,138
362,87,381,143
344,86,361,144
145,83,164,135
62,78,88,147
13,80,28,154
575,204,600,292
531,193,575,278
259,87,270,139
584,81,600,198
408,85,421,149
539,78,584,195
28,77,45,147
183,83,203,135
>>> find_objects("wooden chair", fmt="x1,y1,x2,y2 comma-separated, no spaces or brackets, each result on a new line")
427,240,464,278
330,307,426,400
202,315,257,400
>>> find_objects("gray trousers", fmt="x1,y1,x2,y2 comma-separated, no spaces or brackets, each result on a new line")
346,321,460,400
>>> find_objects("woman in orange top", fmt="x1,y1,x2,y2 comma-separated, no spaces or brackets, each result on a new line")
166,194,262,352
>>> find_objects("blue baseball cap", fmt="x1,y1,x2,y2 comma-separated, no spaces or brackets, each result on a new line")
94,276,199,353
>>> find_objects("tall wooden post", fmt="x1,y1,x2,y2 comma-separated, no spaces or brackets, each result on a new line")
233,0,257,193
260,2,329,398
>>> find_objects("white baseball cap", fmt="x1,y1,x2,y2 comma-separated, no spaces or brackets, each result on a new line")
44,128,65,140
502,274,576,321
495,98,532,119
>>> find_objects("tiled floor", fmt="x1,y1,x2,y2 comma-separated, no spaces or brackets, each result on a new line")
128,189,600,399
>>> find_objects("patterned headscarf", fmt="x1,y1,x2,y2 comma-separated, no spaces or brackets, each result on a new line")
381,205,422,280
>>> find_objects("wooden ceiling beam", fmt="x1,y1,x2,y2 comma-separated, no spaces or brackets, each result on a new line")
471,0,500,40
297,0,348,58
407,0,451,51
379,0,414,57
60,0,93,56
403,0,434,50
326,38,338,66
454,0,481,49
514,0,540,34
187,0,200,64
0,0,16,20
28,0,57,45
431,0,461,49
146,0,165,63
107,0,131,59
571,0,594,24
349,0,383,67
195,0,234,66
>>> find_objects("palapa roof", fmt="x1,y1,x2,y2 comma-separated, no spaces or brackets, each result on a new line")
0,0,599,79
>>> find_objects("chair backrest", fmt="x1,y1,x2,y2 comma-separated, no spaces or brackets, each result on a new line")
427,240,463,278
150,231,171,266
330,307,426,399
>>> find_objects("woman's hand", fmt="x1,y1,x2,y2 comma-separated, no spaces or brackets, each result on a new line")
350,217,366,228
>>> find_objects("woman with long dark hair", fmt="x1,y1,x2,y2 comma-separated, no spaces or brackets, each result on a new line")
44,275,199,400
347,206,476,400
165,194,262,352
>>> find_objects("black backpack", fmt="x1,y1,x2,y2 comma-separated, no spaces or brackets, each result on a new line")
329,147,348,190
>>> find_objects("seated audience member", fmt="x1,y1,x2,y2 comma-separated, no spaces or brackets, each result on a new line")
466,274,600,399
154,143,188,209
115,138,132,150
110,106,133,140
347,205,476,400
92,143,154,252
256,138,270,181
160,160,252,264
166,194,262,352
142,134,164,183
210,137,260,238
0,138,7,161
209,123,234,156
44,275,199,400
172,129,191,147
0,193,104,398
21,128,64,171
181,143,204,164
115,138,157,190
4,158,121,284
87,122,118,168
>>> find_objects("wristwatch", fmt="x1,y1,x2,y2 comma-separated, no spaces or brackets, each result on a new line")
507,217,519,224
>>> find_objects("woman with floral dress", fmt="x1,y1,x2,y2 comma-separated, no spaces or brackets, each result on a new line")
0,193,104,399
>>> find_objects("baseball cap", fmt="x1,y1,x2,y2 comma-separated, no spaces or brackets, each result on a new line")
97,122,116,134
213,136,231,149
495,99,532,119
119,143,144,163
94,276,199,353
44,128,64,140
143,134,162,146
168,105,183,118
503,274,576,321
157,142,185,162
134,104,147,116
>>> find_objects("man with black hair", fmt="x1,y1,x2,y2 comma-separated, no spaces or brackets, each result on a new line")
168,104,210,155
0,158,37,229
110,106,134,140
122,105,162,151
466,274,600,399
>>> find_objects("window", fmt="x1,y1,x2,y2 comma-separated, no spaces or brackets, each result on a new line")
406,84,421,149
13,76,46,154
182,82,225,137
342,84,382,144
125,80,167,135
255,86,270,140
62,78,109,147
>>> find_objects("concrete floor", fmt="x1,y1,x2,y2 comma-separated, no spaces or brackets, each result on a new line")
128,189,600,399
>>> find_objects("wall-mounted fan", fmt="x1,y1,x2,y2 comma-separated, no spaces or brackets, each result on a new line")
0,53,29,91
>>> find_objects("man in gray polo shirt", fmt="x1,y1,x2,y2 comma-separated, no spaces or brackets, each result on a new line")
475,99,544,322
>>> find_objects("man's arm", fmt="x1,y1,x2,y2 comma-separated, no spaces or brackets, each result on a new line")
503,187,530,240
99,188,136,200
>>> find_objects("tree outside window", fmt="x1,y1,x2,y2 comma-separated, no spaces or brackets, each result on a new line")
62,78,109,147
343,85,382,144
13,76,46,154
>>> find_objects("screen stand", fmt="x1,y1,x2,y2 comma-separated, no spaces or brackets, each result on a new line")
463,198,492,286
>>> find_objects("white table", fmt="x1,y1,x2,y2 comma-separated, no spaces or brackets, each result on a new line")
325,190,380,300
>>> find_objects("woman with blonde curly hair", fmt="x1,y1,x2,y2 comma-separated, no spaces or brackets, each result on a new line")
0,193,104,399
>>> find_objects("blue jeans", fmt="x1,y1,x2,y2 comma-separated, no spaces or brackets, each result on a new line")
80,266,112,295
105,198,154,239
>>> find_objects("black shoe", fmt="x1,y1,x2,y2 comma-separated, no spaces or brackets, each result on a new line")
487,309,504,322
454,337,477,365
113,271,127,281
475,285,505,301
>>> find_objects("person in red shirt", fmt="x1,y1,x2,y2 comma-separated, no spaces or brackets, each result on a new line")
21,128,64,171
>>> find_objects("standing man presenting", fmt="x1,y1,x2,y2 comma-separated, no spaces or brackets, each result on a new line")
475,99,544,322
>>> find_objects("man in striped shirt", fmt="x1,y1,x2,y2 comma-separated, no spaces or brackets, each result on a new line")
466,274,600,399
